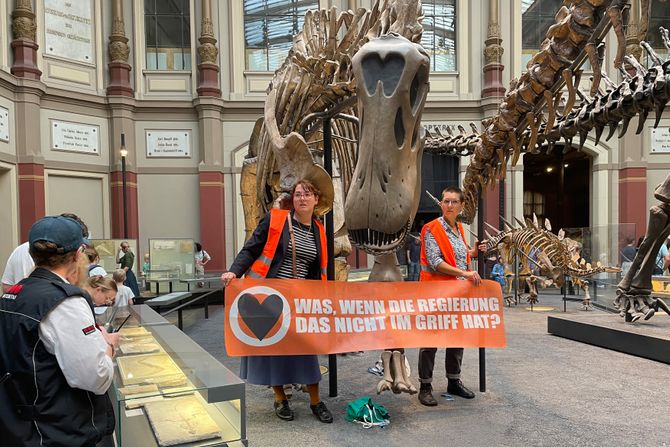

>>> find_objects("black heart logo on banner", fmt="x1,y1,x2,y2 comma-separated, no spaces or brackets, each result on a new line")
238,293,284,341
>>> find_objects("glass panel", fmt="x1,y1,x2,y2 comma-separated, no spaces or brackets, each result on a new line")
145,16,157,46
144,0,156,14
156,0,183,14
156,17,183,47
243,0,318,71
421,0,456,72
182,15,191,46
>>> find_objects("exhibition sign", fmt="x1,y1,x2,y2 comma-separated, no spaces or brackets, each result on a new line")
146,130,191,157
0,106,8,142
44,0,94,64
651,127,670,153
51,120,99,154
224,278,506,356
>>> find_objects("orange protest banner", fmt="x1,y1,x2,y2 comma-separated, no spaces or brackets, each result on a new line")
224,278,506,356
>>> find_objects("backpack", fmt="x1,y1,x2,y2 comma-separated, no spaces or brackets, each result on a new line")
345,397,390,428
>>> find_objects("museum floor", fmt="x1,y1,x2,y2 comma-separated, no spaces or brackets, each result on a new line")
177,293,670,447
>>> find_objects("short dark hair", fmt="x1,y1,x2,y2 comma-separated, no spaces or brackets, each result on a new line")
195,242,202,252
441,186,464,202
292,179,321,198
30,241,78,268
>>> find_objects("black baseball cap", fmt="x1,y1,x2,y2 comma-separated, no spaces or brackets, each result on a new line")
29,216,91,254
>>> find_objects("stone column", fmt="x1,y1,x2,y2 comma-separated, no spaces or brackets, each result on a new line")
481,0,505,98
107,0,133,97
11,0,41,80
197,0,221,97
625,0,642,61
195,98,226,270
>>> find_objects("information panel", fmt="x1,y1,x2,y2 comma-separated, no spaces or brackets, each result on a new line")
146,130,191,158
51,120,99,154
0,106,8,143
44,0,94,64
651,127,670,154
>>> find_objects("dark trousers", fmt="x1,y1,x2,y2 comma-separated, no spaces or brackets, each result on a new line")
418,347,464,383
124,269,140,297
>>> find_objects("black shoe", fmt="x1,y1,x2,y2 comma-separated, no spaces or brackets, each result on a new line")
418,384,437,406
310,401,333,423
274,399,294,421
447,379,475,399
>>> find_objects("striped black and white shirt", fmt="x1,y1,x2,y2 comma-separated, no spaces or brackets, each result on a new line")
276,218,318,279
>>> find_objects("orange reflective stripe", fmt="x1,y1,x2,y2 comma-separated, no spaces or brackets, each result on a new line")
248,209,290,278
314,219,328,281
419,219,469,281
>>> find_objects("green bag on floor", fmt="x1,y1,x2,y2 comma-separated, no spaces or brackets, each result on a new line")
345,397,390,428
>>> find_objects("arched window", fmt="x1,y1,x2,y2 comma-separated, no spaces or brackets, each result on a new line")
244,0,319,71
647,1,670,57
145,0,191,71
420,0,457,72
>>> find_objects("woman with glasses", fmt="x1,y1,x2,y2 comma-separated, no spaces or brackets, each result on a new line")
417,186,482,407
221,179,333,424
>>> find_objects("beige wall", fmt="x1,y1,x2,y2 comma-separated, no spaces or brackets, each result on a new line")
44,171,109,239
0,162,18,264
137,174,200,261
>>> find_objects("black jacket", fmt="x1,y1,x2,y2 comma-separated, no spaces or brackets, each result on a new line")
229,210,324,280
0,268,115,447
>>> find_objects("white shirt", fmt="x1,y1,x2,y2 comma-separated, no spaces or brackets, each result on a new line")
38,274,113,395
2,242,34,286
114,284,134,307
88,265,108,277
195,250,211,263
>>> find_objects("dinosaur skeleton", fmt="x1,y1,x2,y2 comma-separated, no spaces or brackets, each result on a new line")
482,215,620,310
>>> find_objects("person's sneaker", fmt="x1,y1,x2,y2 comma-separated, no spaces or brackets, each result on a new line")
447,379,475,399
273,399,294,421
310,401,333,423
418,384,437,406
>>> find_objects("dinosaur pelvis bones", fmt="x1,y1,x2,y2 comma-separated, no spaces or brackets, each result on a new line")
345,33,430,255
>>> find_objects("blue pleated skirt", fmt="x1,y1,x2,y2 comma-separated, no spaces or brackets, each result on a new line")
240,355,321,386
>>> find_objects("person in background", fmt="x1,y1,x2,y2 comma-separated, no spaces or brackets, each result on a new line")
654,242,670,276
221,179,333,424
0,215,117,446
396,237,409,279
407,233,421,281
117,241,140,296
112,269,135,307
84,247,107,277
195,242,211,287
2,213,88,292
491,256,507,288
141,253,151,291
620,237,637,276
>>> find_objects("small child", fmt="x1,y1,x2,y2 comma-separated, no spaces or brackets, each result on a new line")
113,269,135,307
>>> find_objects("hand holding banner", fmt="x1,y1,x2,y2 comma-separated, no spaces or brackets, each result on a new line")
224,278,506,356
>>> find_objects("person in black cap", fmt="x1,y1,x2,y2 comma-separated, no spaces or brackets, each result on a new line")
0,215,118,447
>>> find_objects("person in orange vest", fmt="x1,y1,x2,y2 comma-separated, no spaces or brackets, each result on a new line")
220,179,332,423
417,186,483,406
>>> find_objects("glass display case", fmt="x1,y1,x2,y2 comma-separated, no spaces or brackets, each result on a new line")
148,239,196,293
109,305,246,447
90,239,140,275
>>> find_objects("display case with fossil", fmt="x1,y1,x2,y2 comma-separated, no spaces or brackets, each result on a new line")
110,307,246,447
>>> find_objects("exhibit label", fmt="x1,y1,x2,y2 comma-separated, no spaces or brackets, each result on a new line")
44,0,94,64
51,120,99,154
0,106,9,142
146,130,191,157
224,278,506,356
651,127,670,153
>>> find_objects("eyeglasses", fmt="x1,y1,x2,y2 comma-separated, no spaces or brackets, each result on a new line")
294,192,314,199
442,200,462,206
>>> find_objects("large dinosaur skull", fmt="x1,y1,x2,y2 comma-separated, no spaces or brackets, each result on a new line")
345,33,430,254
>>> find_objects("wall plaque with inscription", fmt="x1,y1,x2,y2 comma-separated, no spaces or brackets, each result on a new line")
0,106,9,143
44,0,94,64
51,121,99,154
146,131,191,158
651,127,670,154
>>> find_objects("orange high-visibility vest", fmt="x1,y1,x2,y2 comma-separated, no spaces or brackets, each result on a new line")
248,209,328,280
419,218,470,281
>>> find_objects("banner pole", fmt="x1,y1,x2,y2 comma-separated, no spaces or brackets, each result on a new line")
323,116,338,397
477,189,486,393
